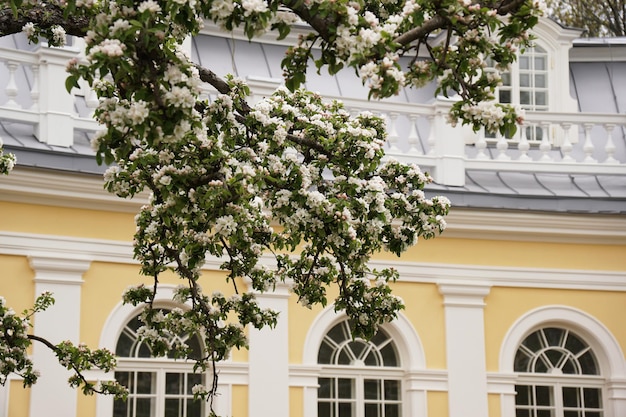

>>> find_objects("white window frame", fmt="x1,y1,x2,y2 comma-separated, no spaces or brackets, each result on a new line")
299,306,437,417
113,359,207,417
498,306,626,417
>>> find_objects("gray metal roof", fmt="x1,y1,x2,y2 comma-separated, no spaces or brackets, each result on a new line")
1,32,625,213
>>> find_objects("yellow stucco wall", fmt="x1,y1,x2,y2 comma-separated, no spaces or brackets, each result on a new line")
0,254,34,313
8,381,30,417
488,393,501,417
0,201,135,241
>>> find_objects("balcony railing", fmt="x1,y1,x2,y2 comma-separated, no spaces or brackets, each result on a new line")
1,45,625,187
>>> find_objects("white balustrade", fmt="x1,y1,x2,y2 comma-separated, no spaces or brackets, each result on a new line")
1,46,625,185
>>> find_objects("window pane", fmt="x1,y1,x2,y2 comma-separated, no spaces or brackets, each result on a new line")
585,412,602,417
501,72,511,86
116,332,134,357
520,91,530,105
380,344,398,367
584,388,602,408
563,387,580,407
166,373,183,395
187,373,203,394
338,402,354,417
338,378,354,399
365,403,380,417
364,379,381,400
137,342,152,358
165,398,181,417
364,350,380,366
564,412,580,417
545,349,564,369
348,341,366,360
187,398,202,417
516,410,531,417
520,56,530,70
523,332,543,352
137,372,155,394
565,334,587,355
499,90,512,103
535,56,546,71
536,386,553,406
319,378,333,399
535,74,546,88
318,402,332,417
136,398,154,417
516,385,531,405
515,350,532,372
384,380,400,401
535,92,547,106
544,328,563,347
338,349,352,365
385,404,400,417
520,73,530,87
318,341,334,364
113,398,128,417
578,351,599,375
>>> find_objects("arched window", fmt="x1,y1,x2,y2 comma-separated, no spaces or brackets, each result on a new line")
514,327,604,417
317,320,402,417
113,309,205,417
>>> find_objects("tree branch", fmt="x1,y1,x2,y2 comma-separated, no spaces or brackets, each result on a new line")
0,3,90,37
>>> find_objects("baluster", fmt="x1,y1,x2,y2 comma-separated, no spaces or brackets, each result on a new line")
582,123,596,163
560,123,574,162
603,124,617,164
539,122,552,161
29,64,39,110
517,124,531,161
4,61,20,108
85,86,99,116
496,131,510,160
386,112,400,152
407,114,422,155
474,127,488,160
426,114,436,155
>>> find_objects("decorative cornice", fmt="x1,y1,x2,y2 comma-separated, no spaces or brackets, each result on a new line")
29,255,91,285
438,282,491,308
3,167,626,244
2,231,625,291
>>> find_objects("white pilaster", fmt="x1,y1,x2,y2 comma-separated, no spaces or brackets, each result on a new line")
28,256,91,417
247,282,291,417
438,282,491,417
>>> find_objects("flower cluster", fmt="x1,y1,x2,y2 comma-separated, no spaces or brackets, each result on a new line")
4,0,543,412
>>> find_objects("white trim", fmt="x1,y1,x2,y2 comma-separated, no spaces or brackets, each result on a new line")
499,305,626,377
2,231,625,292
302,305,426,369
3,168,626,245
439,283,490,417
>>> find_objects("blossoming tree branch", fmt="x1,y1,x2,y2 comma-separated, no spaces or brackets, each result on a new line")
0,0,543,412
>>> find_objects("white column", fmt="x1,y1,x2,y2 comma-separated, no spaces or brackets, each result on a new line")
35,46,80,147
438,282,491,417
247,282,290,417
28,256,91,417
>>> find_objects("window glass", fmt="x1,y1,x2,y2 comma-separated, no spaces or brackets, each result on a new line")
113,310,205,417
514,328,603,417
317,320,402,417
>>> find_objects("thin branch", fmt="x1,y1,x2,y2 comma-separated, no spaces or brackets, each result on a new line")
0,4,90,37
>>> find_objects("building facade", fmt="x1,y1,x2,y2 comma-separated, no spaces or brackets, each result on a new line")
0,17,625,417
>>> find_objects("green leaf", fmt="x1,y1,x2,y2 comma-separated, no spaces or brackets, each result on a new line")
65,75,80,93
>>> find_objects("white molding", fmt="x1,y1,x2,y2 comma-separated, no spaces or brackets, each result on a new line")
438,282,491,308
499,305,626,378
2,231,625,293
